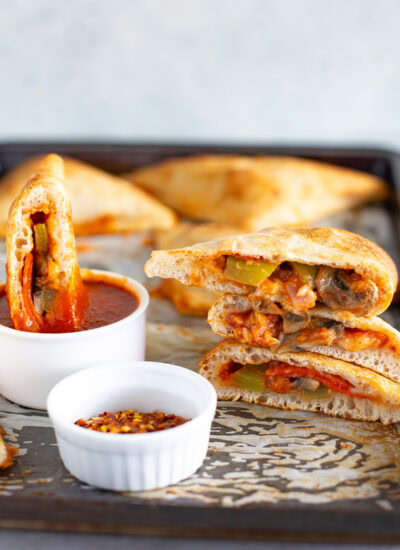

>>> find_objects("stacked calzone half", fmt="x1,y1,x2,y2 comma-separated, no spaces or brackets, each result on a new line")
145,227,400,424
154,222,239,316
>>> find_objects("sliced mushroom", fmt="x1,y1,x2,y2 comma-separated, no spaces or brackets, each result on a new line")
295,377,320,391
315,267,378,315
282,311,310,334
258,301,282,315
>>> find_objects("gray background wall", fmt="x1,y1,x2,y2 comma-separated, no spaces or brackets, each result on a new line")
1,0,399,148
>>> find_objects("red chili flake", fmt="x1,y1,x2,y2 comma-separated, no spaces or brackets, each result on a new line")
75,409,190,434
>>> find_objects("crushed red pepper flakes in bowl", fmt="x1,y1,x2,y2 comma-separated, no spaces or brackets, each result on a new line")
74,409,190,434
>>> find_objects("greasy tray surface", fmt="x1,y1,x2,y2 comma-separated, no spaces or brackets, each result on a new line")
1,143,400,542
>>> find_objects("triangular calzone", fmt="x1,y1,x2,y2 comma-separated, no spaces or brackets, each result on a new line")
126,155,387,229
0,155,177,235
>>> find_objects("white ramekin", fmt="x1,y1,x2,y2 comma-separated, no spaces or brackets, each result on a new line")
0,269,149,410
47,361,217,492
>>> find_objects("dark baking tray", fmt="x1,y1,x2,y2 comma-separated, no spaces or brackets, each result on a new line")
1,142,400,544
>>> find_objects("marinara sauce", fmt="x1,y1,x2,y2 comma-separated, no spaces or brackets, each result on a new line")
0,281,139,332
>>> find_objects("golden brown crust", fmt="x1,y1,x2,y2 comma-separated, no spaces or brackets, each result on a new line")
145,226,398,317
208,295,400,381
199,340,400,423
6,154,87,332
153,222,238,316
210,297,400,351
126,155,388,230
0,155,177,236
200,340,400,400
155,222,239,249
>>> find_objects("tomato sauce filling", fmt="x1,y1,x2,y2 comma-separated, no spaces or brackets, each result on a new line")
219,256,378,317
225,310,388,352
220,360,368,400
267,265,317,313
12,213,89,332
226,311,282,347
0,281,138,332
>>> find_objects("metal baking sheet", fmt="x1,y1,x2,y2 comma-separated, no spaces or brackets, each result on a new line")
0,143,400,542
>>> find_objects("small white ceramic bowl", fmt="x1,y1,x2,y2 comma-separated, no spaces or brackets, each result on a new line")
47,361,217,492
0,269,149,410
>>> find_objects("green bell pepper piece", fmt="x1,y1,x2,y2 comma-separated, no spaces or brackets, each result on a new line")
231,365,266,392
291,262,318,285
225,256,277,286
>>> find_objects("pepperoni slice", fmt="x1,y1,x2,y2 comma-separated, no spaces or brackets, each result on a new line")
265,362,366,399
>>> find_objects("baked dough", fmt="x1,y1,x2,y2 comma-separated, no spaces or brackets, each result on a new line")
145,227,397,317
209,295,400,382
6,154,87,332
199,340,400,424
154,222,238,315
0,155,177,235
126,155,387,229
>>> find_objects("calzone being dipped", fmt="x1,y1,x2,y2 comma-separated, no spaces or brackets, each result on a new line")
208,297,400,383
199,341,400,424
0,155,177,236
6,154,87,332
145,227,397,318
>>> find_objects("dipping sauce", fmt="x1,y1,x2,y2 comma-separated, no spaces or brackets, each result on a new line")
0,281,139,332
75,409,189,434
